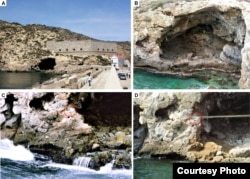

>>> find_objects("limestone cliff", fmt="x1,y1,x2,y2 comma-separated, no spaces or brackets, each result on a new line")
134,0,250,88
0,20,130,73
134,92,250,162
0,92,132,169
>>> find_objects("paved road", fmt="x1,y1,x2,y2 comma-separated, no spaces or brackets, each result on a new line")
82,66,123,89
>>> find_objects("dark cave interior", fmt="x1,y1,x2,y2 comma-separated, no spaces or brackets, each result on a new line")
159,7,245,68
198,93,250,146
38,58,56,70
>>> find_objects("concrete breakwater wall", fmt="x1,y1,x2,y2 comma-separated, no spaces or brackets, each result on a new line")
32,66,110,89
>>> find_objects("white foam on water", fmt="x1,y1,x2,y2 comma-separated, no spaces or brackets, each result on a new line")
0,139,34,161
73,156,91,167
42,163,96,173
44,160,132,176
97,160,114,174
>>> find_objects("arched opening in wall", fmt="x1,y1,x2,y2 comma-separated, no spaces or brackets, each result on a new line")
159,7,246,73
38,58,56,70
197,93,250,152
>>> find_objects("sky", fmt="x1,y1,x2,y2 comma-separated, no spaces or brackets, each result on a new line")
0,0,131,41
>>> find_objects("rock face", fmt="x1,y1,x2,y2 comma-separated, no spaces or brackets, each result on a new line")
0,21,130,73
134,0,250,88
0,92,132,170
134,92,250,162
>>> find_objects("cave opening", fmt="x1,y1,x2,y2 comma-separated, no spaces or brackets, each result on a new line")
38,58,56,70
160,7,246,70
155,104,177,120
199,93,250,150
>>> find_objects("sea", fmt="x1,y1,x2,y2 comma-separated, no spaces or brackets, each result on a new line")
134,158,173,179
134,69,239,89
0,71,55,89
0,139,132,179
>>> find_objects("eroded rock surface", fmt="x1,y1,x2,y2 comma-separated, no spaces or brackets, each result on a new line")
0,92,132,170
134,0,250,88
134,92,250,162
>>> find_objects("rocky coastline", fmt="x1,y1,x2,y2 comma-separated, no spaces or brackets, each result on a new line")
0,92,132,170
134,0,250,89
134,66,241,79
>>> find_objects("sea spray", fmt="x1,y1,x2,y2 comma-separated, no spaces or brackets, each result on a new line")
98,160,115,174
73,156,92,167
0,139,34,161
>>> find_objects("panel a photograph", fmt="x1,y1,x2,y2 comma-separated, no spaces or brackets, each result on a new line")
0,0,131,90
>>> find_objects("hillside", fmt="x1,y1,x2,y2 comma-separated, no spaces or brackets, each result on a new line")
0,20,130,72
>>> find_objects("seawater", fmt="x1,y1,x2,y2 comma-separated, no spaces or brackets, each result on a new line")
0,71,55,89
134,158,173,179
0,139,132,179
134,69,239,89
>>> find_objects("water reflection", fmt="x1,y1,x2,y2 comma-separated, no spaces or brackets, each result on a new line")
0,72,55,89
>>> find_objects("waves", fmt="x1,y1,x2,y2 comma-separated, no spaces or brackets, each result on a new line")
0,139,34,161
0,139,132,179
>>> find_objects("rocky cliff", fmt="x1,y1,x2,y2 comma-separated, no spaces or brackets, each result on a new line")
134,92,250,162
0,20,130,73
134,0,250,88
0,92,132,170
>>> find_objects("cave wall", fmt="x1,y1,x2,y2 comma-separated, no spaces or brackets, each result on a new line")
68,93,131,126
134,92,250,161
134,0,250,88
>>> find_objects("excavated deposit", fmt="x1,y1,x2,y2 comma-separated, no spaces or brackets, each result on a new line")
134,92,250,162
134,0,250,88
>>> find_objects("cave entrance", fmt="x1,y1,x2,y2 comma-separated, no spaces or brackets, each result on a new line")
38,58,56,70
160,24,229,61
160,7,246,69
199,93,250,150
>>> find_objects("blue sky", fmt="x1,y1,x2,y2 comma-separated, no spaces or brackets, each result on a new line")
0,0,131,41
